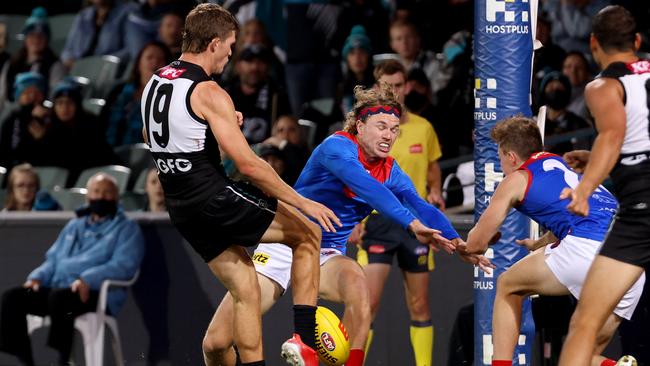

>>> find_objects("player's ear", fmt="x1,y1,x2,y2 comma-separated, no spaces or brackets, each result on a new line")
355,119,364,134
634,33,642,51
209,37,220,52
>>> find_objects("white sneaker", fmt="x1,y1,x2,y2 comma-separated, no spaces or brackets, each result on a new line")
617,355,638,366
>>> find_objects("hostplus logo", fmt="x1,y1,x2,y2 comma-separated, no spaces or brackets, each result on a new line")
474,77,498,121
485,0,529,34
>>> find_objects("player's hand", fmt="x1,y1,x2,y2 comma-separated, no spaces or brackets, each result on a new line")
458,252,495,274
563,150,590,174
300,199,342,233
427,190,446,211
235,111,244,127
348,223,365,245
409,220,454,254
23,279,41,291
515,238,537,251
560,187,590,216
71,278,90,303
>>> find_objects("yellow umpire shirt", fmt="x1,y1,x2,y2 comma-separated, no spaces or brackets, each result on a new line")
390,112,442,199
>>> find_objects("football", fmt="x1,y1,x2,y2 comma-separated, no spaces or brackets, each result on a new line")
314,306,350,366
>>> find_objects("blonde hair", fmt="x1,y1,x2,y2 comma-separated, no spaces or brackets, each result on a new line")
491,116,544,158
342,83,403,135
5,163,39,210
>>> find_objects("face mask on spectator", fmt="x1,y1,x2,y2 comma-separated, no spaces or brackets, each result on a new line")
405,91,428,112
88,199,118,217
544,89,571,110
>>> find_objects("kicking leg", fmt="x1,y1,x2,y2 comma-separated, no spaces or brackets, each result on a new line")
260,201,321,352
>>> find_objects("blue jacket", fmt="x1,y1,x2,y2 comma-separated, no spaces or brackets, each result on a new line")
60,3,135,63
28,210,145,315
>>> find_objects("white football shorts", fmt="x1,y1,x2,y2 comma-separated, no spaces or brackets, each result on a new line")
544,235,645,320
253,243,343,291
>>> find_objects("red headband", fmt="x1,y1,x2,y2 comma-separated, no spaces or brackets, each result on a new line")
358,105,401,119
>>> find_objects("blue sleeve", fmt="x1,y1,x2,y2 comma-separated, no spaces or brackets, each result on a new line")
389,163,460,240
80,219,145,289
319,138,416,229
27,220,76,286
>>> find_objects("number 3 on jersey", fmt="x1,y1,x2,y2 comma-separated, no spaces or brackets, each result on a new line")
144,79,173,148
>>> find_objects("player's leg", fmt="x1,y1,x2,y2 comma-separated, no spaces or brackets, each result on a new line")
320,255,371,366
205,246,264,364
399,238,434,366
204,274,283,366
492,247,569,363
258,201,321,365
558,256,644,366
590,313,622,366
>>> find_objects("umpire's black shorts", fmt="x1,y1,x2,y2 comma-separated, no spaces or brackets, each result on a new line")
360,213,434,272
170,182,277,262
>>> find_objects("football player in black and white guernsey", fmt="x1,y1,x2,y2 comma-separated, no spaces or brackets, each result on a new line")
140,4,340,366
559,6,650,366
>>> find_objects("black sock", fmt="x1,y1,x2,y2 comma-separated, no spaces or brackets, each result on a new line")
241,361,265,366
293,304,317,349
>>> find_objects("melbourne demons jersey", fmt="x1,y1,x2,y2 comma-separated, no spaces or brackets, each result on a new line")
599,59,650,204
141,60,228,208
516,152,617,241
294,132,458,253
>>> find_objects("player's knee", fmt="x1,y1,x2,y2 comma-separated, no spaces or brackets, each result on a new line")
496,271,517,294
229,268,261,303
202,329,232,357
408,294,430,318
345,270,372,322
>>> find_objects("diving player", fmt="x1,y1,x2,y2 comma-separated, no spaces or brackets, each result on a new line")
460,116,644,366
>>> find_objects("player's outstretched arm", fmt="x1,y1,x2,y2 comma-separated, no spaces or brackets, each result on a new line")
560,78,626,216
193,82,341,232
461,172,526,255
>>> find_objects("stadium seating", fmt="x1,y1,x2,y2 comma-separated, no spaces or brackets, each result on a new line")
113,144,153,190
70,55,122,99
50,187,87,211
33,166,69,190
27,271,140,366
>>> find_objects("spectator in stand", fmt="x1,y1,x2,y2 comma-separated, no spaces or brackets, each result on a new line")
2,163,61,212
532,11,567,112
225,44,291,144
262,115,310,185
2,163,39,211
562,51,592,121
284,2,342,113
338,25,374,115
0,20,12,105
0,8,64,103
104,41,171,147
0,173,144,366
257,144,288,181
60,0,135,70
543,0,611,56
537,71,591,155
0,72,55,169
46,79,118,185
157,11,184,60
389,19,449,95
404,68,459,160
225,18,285,86
125,0,192,60
144,168,166,212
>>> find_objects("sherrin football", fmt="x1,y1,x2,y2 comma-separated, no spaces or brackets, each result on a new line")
314,306,350,366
